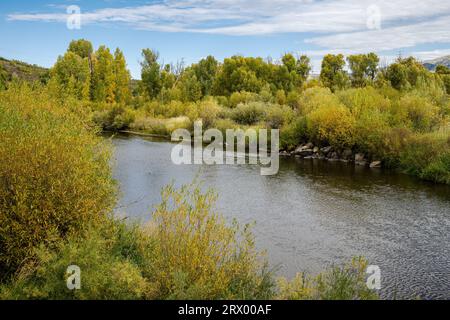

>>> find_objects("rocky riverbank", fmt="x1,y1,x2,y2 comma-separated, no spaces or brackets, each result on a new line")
280,143,382,168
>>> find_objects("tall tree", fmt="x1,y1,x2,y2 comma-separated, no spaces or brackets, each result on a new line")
51,51,91,100
347,53,379,87
92,46,115,103
179,69,202,102
385,57,428,90
192,55,218,96
320,54,349,91
296,55,312,82
141,49,162,99
113,48,131,104
68,39,94,74
68,39,93,59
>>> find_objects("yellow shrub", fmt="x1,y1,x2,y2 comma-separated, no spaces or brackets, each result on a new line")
188,98,222,128
307,103,356,147
130,116,191,136
354,108,390,156
337,87,391,117
395,94,441,132
0,84,116,278
148,183,271,299
229,91,259,108
299,87,340,115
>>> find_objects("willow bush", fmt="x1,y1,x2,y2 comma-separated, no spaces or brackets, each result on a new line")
0,83,116,280
147,183,274,299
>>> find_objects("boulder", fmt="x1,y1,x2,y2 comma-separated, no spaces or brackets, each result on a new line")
297,149,314,157
320,146,333,155
355,153,365,162
370,161,382,168
305,142,314,149
293,145,314,157
342,149,353,160
328,151,339,160
313,146,319,153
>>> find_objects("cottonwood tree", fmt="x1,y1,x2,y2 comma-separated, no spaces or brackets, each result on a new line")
68,39,93,59
91,46,116,103
384,57,429,90
320,54,349,91
113,48,131,104
347,53,379,87
51,51,91,100
179,69,202,102
141,49,162,99
191,55,218,97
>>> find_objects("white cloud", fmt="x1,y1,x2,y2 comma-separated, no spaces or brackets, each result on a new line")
306,16,450,52
6,0,450,53
411,49,450,62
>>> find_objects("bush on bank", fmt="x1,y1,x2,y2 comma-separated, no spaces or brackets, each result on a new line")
0,83,116,281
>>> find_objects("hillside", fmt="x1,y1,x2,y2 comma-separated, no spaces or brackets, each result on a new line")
0,57,50,84
423,55,450,71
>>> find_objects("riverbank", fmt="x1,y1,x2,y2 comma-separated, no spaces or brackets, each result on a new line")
280,142,382,168
106,127,449,185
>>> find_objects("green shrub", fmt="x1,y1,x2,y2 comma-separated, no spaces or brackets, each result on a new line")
213,118,240,134
188,98,222,128
420,150,450,184
130,116,191,136
280,117,308,151
229,91,259,108
395,94,441,132
92,104,135,131
0,220,153,299
286,91,301,109
231,102,266,125
265,105,295,129
354,108,390,157
399,129,450,183
275,89,287,105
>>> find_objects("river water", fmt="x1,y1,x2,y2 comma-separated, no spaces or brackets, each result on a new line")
109,133,450,299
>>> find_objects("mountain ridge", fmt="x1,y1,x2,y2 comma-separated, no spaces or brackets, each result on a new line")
423,55,450,71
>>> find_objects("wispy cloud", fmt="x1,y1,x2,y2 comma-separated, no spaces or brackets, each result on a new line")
6,0,450,54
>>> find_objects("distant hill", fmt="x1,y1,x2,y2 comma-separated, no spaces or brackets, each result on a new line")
423,55,450,71
0,57,142,91
0,57,50,84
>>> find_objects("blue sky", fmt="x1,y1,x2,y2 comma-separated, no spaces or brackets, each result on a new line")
1,0,450,79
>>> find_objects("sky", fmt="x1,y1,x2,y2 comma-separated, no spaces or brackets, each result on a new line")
1,0,450,79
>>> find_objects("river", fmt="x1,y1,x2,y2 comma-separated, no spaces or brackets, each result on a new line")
109,133,450,299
